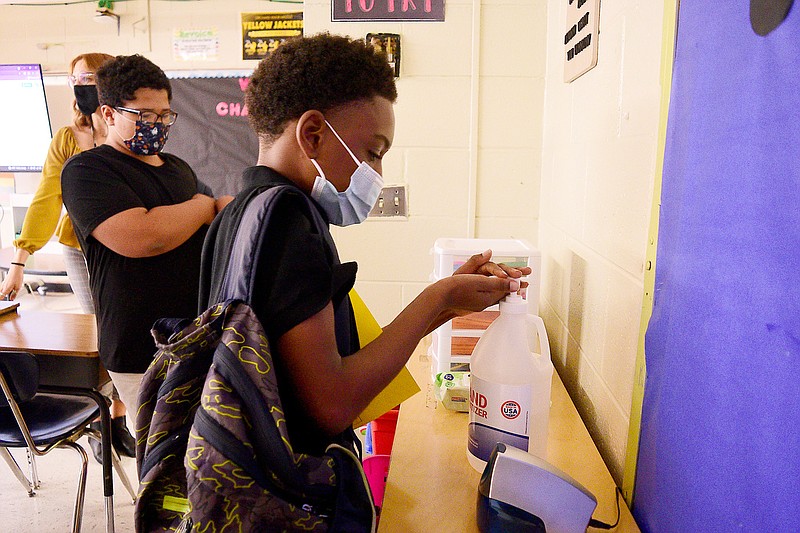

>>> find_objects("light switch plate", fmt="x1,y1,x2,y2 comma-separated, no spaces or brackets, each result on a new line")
369,185,407,218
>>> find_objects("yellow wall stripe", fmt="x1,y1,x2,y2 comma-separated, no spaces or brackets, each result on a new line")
621,0,680,506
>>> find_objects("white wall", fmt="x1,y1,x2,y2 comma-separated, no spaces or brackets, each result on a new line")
0,0,666,484
539,2,665,483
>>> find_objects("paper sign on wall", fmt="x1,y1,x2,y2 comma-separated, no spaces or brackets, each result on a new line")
366,33,401,77
563,0,600,83
172,28,219,62
332,0,444,22
241,12,303,61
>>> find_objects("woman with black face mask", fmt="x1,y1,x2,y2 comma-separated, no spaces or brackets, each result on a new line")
0,52,137,464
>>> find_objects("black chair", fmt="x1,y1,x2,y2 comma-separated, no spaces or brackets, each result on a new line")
0,351,135,533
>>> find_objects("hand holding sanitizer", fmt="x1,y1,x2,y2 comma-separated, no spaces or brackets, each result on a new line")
467,288,553,472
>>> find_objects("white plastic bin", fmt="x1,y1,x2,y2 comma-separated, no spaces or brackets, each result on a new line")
428,238,541,377
432,238,540,313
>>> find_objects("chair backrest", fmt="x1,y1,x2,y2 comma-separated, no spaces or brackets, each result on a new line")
0,351,39,407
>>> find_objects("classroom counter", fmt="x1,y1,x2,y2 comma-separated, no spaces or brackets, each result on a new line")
378,346,640,532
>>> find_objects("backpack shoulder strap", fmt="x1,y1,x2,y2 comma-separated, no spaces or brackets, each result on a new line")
198,184,267,311
216,184,336,304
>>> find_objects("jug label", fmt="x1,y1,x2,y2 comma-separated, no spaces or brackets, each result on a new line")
468,376,531,462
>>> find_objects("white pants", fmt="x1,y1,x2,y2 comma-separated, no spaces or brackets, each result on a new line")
106,371,144,436
62,244,95,315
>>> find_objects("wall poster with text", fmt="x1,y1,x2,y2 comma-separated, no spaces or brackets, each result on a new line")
241,12,303,61
172,28,219,62
332,0,444,22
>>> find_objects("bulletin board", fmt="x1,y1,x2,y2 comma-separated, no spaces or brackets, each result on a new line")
633,3,800,532
166,73,258,196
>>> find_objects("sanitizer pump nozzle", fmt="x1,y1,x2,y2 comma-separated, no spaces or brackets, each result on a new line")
501,288,525,309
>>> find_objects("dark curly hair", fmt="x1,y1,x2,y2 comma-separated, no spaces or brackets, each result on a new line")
246,33,397,142
95,54,171,108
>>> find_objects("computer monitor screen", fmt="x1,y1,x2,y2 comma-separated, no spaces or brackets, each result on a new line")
0,64,52,172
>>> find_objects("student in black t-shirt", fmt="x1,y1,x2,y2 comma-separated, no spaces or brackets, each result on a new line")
62,54,233,432
205,34,531,456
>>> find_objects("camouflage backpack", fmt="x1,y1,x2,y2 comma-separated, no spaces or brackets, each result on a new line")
135,185,375,532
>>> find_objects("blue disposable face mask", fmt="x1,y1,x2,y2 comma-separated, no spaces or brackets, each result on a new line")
309,120,384,227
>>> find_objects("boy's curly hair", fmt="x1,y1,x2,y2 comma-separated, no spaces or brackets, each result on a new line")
246,33,397,142
96,54,171,108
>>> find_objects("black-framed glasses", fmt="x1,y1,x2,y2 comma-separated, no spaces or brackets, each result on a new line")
115,106,179,126
68,72,96,87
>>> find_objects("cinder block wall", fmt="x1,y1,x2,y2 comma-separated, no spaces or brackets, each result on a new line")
538,2,665,482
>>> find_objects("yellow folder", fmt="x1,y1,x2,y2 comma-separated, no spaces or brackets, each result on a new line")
350,289,420,427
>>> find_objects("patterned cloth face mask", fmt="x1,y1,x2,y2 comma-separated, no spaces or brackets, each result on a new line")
113,112,170,156
309,120,384,227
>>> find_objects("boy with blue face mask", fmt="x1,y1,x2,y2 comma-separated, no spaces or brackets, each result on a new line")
200,33,531,461
309,118,385,226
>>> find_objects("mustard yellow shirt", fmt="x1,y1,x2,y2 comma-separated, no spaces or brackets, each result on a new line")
13,126,81,253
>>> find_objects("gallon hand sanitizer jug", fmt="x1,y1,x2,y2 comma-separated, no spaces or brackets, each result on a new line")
467,291,553,472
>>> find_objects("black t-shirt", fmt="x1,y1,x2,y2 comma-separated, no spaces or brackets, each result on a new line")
62,145,207,373
203,166,359,453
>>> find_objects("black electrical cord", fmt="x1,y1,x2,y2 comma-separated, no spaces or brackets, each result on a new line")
588,486,624,530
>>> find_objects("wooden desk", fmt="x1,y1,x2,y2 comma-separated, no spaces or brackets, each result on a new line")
379,349,639,532
0,309,103,387
0,309,119,532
